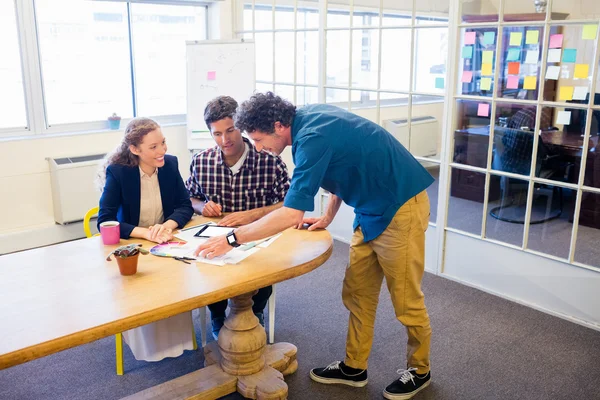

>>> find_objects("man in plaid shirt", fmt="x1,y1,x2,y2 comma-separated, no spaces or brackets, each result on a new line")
185,96,290,339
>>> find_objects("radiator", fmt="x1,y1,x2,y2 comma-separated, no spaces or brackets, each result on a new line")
48,154,105,224
383,116,439,157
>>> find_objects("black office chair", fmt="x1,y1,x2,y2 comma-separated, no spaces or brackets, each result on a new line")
490,127,563,224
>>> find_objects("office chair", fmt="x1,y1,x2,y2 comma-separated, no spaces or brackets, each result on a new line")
490,128,563,224
83,207,199,375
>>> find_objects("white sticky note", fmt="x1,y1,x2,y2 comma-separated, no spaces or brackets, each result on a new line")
545,65,560,80
548,49,562,63
525,50,539,64
557,111,571,125
573,86,589,101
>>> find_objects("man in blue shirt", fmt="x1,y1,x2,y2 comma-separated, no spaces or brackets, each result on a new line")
195,92,434,400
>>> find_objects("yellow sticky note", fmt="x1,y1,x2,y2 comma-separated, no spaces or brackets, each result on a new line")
482,63,493,76
526,30,539,44
524,76,537,90
480,77,492,91
560,86,574,101
482,51,494,64
574,64,590,79
583,25,598,40
510,32,523,46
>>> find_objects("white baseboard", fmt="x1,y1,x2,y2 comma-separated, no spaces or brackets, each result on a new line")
0,222,88,255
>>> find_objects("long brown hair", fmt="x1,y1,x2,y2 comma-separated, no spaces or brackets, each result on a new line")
96,117,161,191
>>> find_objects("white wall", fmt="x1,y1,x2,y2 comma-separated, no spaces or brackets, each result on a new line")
444,232,600,330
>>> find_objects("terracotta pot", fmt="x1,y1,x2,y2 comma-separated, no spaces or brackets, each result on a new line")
115,253,139,276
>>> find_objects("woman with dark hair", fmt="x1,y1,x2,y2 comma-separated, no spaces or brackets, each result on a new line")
97,117,195,362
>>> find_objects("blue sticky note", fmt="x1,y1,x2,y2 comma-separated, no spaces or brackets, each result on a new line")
562,48,577,63
507,48,521,61
462,46,473,58
484,31,496,45
435,77,445,89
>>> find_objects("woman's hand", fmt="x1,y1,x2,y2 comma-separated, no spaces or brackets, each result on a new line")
145,224,174,243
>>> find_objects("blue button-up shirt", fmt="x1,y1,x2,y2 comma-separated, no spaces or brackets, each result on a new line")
283,104,434,242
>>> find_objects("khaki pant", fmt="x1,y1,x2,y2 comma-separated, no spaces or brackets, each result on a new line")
343,190,431,374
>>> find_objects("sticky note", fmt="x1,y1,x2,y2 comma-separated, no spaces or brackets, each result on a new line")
548,49,562,63
507,48,521,61
508,62,520,75
207,71,216,80
477,103,490,117
557,111,571,125
510,32,523,46
526,30,539,45
583,25,598,40
524,76,537,90
573,86,589,101
525,50,539,64
482,63,493,76
574,64,589,79
484,31,495,45
462,46,473,58
480,77,492,91
559,86,574,101
545,66,560,80
462,71,473,83
507,75,519,89
549,34,564,48
482,51,494,64
465,31,476,44
562,49,577,63
435,77,445,89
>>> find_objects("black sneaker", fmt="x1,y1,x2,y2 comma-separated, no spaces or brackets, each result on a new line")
383,368,431,400
310,361,368,387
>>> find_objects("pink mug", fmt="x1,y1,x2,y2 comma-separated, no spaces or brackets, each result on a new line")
99,221,120,245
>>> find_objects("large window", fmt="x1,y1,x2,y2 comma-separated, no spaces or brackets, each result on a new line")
451,0,600,270
0,1,27,130
2,0,207,136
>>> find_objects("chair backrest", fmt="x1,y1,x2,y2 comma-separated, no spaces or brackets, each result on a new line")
494,127,547,176
83,206,100,238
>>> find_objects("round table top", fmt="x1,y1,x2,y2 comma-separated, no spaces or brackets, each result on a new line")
0,215,333,370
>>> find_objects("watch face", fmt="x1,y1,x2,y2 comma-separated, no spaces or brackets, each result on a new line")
227,234,235,244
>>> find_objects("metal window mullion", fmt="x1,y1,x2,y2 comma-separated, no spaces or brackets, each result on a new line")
346,0,353,110
375,0,383,125
293,0,297,104
126,3,138,117
568,16,600,264
318,0,326,103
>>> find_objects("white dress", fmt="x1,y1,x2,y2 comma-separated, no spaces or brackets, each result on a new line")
122,167,194,362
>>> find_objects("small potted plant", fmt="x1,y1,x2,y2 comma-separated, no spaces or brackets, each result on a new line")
106,244,149,276
108,112,121,130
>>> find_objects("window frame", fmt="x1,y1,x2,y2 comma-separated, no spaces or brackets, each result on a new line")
1,0,210,140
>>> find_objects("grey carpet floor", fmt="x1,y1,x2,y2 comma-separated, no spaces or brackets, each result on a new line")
1,241,600,400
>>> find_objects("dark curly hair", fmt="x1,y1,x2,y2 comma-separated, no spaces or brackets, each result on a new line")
235,92,296,134
204,96,238,130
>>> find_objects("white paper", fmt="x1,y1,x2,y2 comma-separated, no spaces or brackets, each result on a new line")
573,86,589,101
557,111,571,125
191,247,260,266
525,50,539,64
547,49,562,63
545,66,560,80
257,233,283,248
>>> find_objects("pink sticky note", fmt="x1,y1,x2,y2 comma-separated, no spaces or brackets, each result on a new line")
549,34,563,49
462,71,473,83
207,71,217,80
507,75,519,89
464,32,476,45
477,103,490,117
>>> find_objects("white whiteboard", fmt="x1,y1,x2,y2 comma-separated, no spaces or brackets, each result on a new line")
186,39,256,150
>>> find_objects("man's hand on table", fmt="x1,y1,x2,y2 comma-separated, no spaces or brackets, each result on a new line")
202,201,222,217
296,215,332,231
194,235,231,259
218,210,258,227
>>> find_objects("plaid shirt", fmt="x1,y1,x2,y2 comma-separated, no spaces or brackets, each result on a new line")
185,138,290,212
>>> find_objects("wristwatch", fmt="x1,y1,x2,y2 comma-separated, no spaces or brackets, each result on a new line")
226,231,240,247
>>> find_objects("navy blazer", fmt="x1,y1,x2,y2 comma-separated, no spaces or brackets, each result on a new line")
97,154,193,239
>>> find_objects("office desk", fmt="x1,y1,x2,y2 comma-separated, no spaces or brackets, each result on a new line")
453,127,600,228
0,217,333,399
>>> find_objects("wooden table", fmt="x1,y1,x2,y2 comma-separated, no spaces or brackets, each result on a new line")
0,217,333,399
